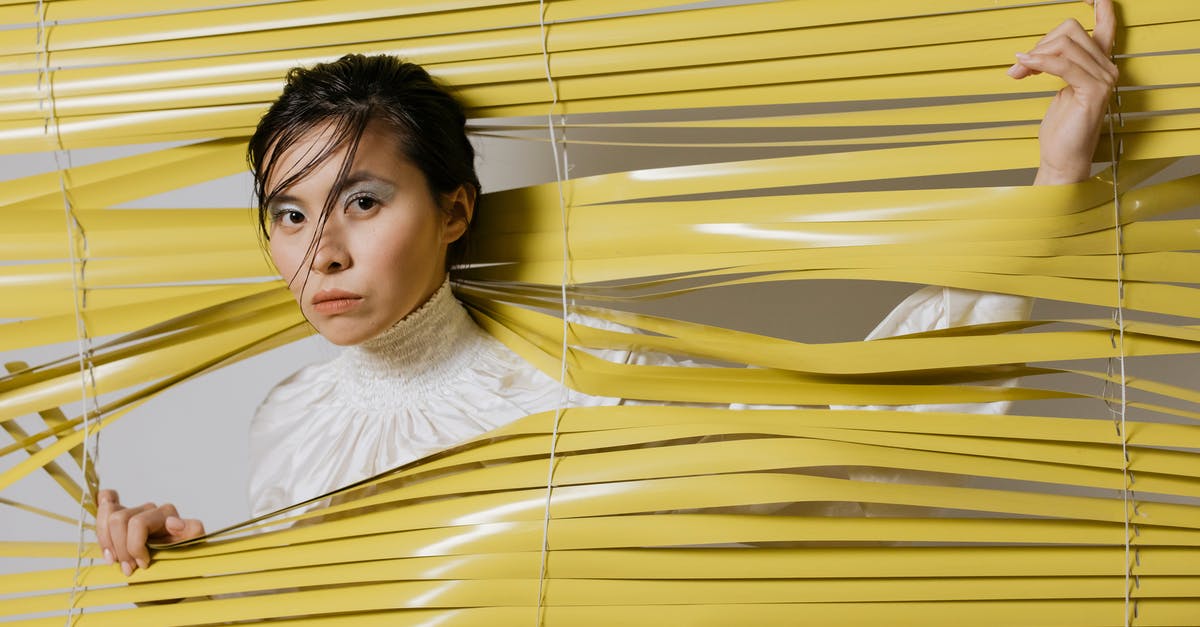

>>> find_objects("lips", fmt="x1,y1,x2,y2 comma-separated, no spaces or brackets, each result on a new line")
311,289,363,314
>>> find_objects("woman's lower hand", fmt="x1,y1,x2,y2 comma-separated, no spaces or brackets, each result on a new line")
95,489,205,576
1008,0,1118,185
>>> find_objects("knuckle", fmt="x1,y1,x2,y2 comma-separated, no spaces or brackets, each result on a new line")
1037,40,1065,57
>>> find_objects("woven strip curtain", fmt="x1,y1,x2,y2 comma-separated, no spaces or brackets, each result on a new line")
2,0,1199,624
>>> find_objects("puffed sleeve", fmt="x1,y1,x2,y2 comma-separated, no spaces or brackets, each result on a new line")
604,286,1033,414
246,362,338,519
827,286,1033,517
830,286,1034,414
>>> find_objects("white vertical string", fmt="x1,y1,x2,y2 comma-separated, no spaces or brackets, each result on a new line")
1098,11,1134,624
35,2,99,624
1109,116,1134,627
535,0,571,624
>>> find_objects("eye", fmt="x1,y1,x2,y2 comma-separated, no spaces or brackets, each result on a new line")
350,195,379,212
270,207,306,227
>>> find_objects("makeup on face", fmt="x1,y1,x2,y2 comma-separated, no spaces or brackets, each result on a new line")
265,120,455,346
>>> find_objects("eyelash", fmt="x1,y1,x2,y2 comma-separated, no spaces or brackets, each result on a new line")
270,207,305,226
268,192,380,226
348,193,380,211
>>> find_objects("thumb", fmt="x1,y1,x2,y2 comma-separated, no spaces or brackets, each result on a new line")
170,517,205,540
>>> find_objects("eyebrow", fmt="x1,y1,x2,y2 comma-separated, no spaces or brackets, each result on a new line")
267,171,395,209
339,171,394,190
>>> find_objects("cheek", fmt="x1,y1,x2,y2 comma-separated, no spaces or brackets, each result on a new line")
365,233,423,284
374,213,442,268
269,240,302,287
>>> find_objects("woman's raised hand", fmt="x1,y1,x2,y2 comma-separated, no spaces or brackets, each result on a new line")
95,489,205,576
1008,0,1118,185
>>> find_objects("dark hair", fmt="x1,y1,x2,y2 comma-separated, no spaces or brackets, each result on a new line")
248,54,480,270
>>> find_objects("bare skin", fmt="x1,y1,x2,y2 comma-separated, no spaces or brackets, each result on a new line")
95,489,204,575
1012,0,1119,185
94,0,1119,577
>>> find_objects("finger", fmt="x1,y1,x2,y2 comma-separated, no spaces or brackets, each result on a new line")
108,503,154,576
1043,18,1118,81
1091,0,1116,55
180,518,205,541
158,503,206,542
1009,20,1082,79
106,508,131,575
1054,19,1118,79
1027,37,1112,86
159,502,180,522
1031,15,1079,49
1010,8,1118,82
160,504,204,540
1015,52,1113,109
1019,19,1115,83
1007,60,1039,80
1024,37,1117,98
164,517,206,542
1011,40,1106,85
94,490,120,564
126,508,169,571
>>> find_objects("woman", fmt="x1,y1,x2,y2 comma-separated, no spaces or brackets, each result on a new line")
94,0,1118,577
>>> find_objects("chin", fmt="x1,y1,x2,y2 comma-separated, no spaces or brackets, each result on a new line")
325,330,376,346
323,334,362,347
310,320,378,347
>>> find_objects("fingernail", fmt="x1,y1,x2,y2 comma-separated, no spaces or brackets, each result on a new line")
1016,52,1031,61
136,558,148,570
1006,63,1021,78
103,549,113,565
121,561,132,577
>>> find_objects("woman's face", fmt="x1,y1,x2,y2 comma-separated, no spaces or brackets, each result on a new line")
265,120,471,346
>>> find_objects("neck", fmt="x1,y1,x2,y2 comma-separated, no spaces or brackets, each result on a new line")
337,278,487,401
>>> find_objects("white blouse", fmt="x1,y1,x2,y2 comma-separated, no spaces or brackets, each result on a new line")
247,280,1031,517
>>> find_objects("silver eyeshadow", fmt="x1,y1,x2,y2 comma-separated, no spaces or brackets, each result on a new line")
267,172,398,220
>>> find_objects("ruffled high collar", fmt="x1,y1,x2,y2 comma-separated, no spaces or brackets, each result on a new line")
336,279,489,402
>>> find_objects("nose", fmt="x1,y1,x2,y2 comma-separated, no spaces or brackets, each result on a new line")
310,217,351,274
